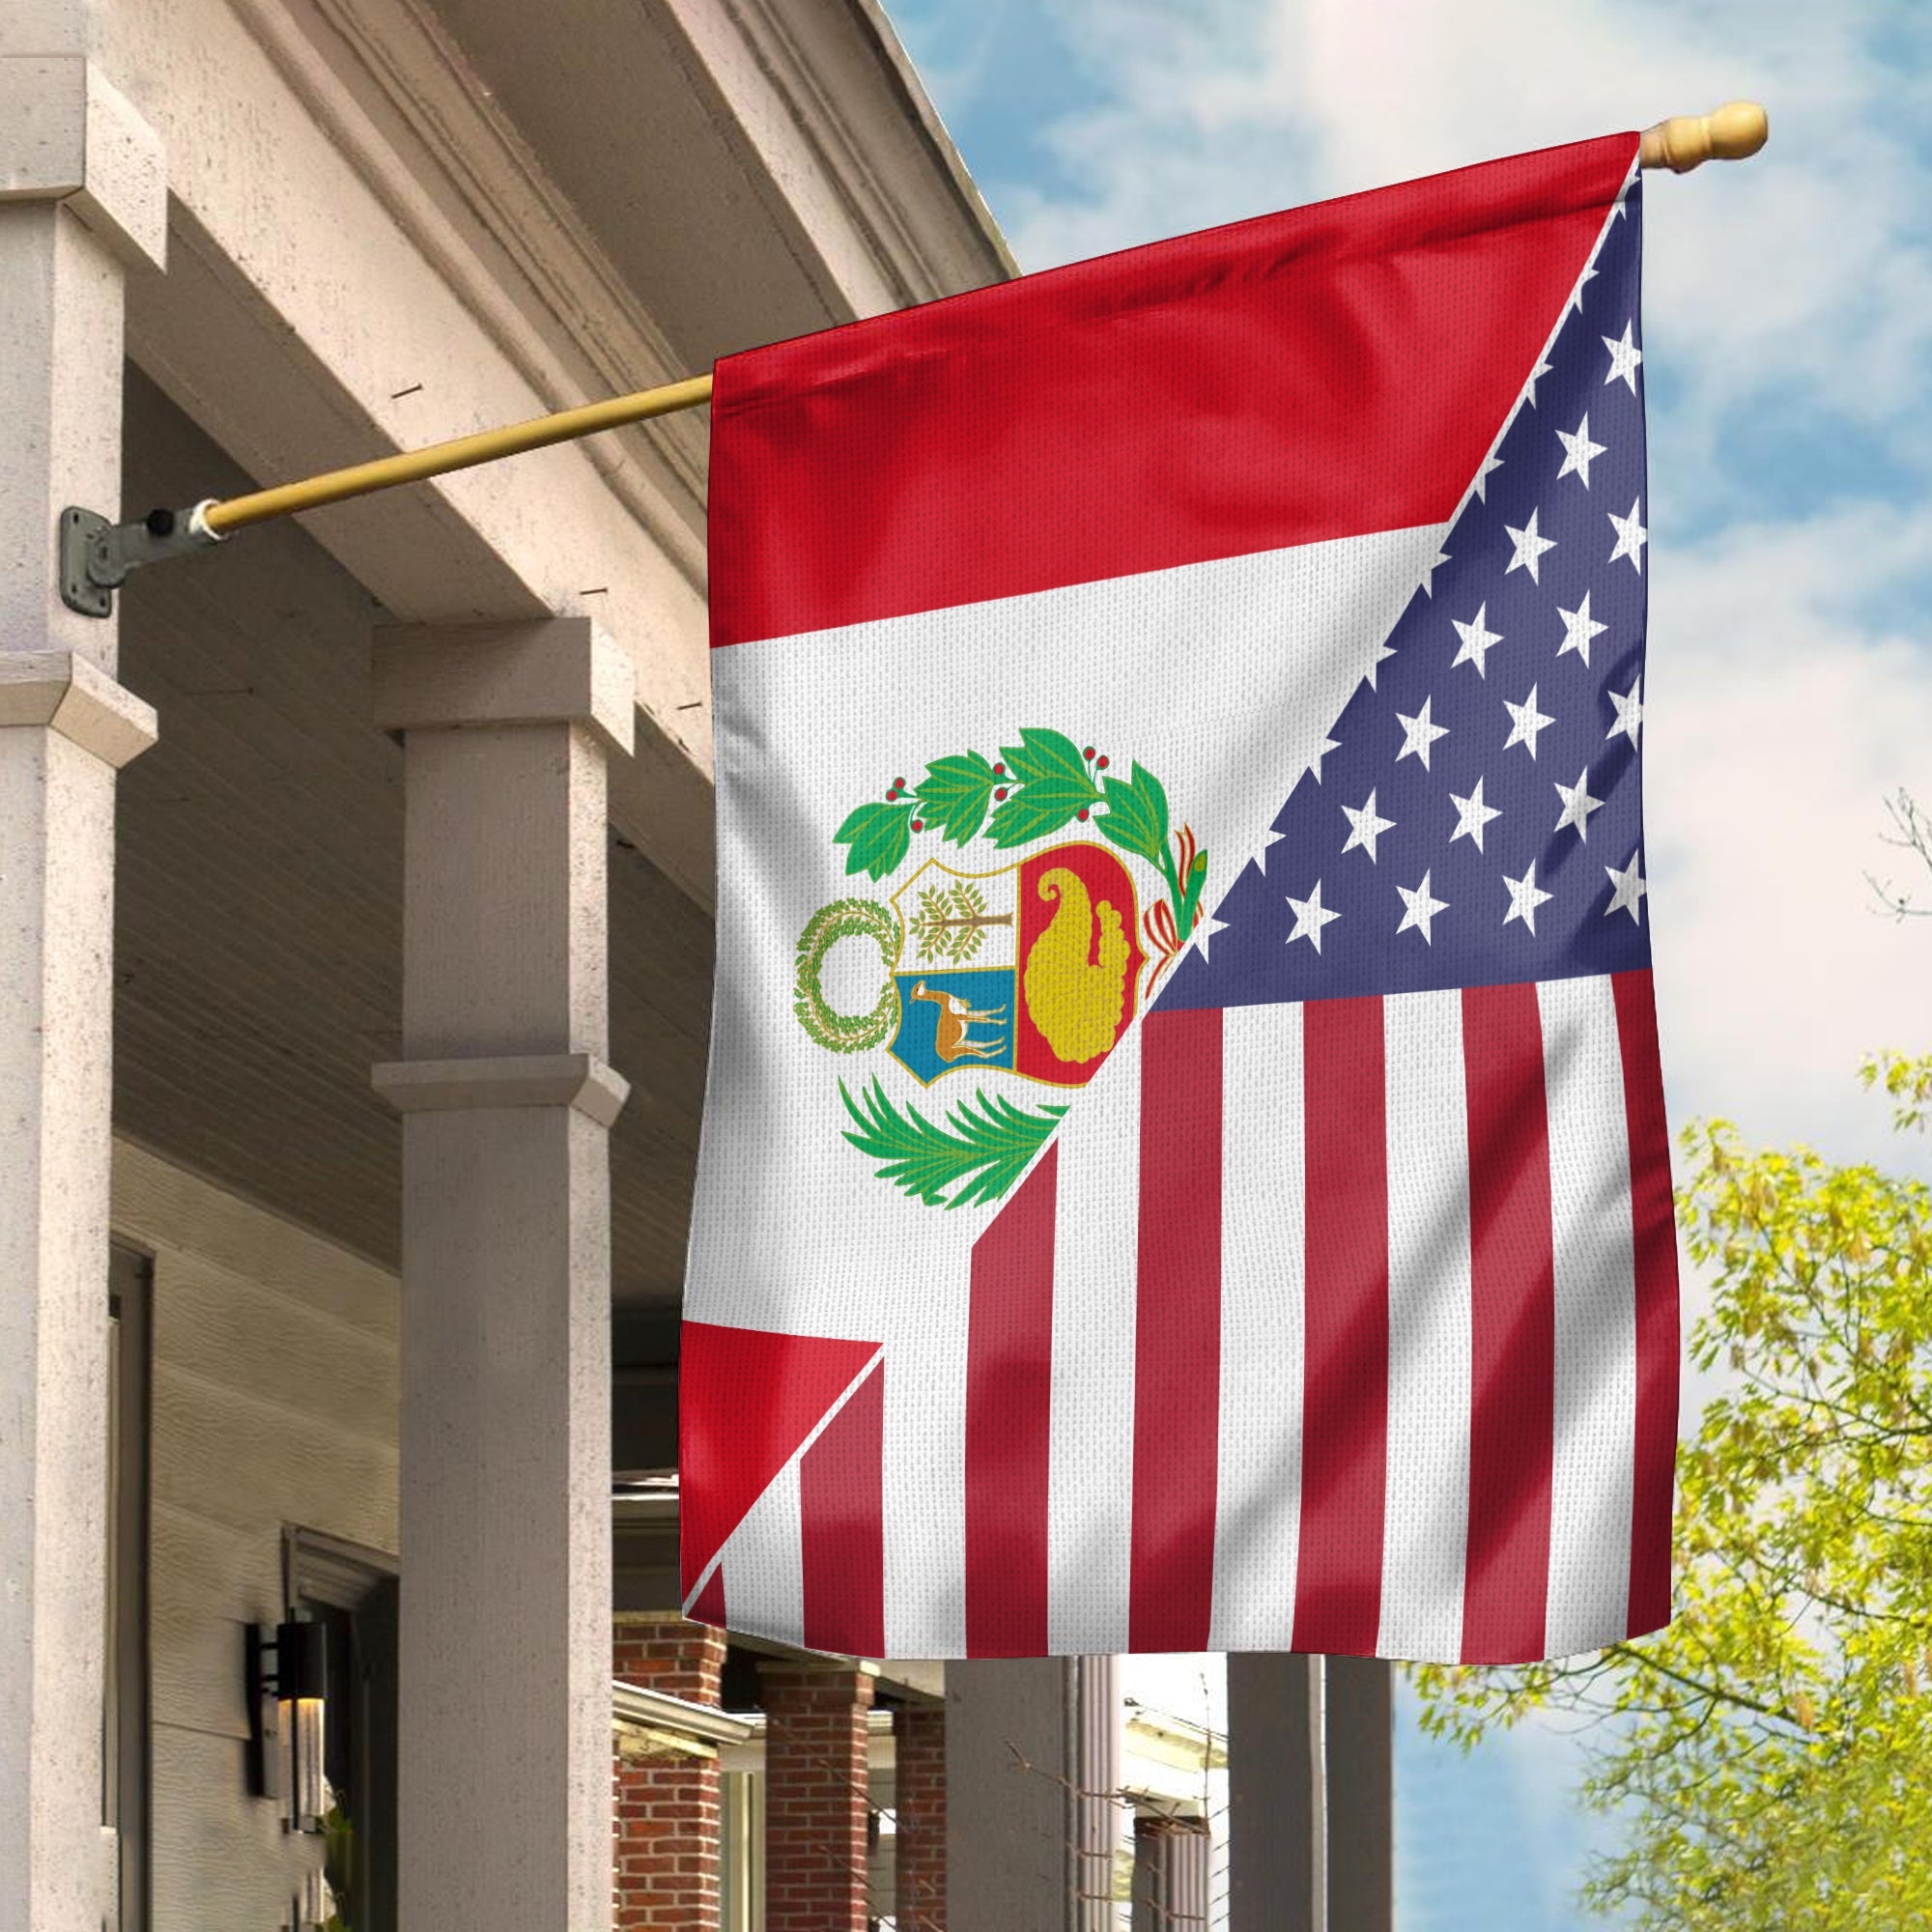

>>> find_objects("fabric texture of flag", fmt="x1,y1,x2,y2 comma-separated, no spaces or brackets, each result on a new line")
683,132,1679,1666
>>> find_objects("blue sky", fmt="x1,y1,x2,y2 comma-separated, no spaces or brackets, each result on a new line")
885,3,1932,1926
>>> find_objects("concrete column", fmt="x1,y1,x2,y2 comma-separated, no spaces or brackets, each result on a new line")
947,1657,1119,1932
1324,1657,1393,1932
1227,1654,1323,1932
893,1702,947,1932
373,618,635,1932
611,1617,726,1932
0,55,161,1932
1130,1815,1211,1932
759,1662,876,1932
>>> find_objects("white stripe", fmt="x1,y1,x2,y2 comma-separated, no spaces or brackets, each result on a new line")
881,1308,969,1659
1046,1022,1141,1654
1378,989,1474,1662
1208,1000,1305,1651
1538,974,1637,1658
719,1453,805,1649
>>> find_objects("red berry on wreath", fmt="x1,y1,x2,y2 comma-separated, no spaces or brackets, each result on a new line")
894,778,906,789
992,762,1005,777
911,819,923,833
995,787,1009,800
886,788,897,800
1083,746,1096,760
1096,754,1110,769
1076,807,1091,821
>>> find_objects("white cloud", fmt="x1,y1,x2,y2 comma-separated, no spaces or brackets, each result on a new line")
969,0,1932,1172
1648,503,1932,1168
995,3,1932,480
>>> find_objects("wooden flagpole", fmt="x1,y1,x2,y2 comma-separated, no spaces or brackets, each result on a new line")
68,101,1766,600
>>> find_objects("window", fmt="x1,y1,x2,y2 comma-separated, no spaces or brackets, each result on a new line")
286,1529,400,1932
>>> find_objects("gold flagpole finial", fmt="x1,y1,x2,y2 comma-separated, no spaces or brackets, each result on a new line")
1638,100,1768,173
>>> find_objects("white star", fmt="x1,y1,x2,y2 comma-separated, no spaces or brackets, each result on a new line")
1448,775,1501,852
1603,320,1643,394
1556,589,1608,668
1452,601,1504,677
1605,848,1648,923
1418,546,1452,597
1307,736,1343,782
1473,452,1504,502
1606,674,1644,751
1569,262,1599,315
1503,860,1555,935
1524,353,1555,408
1341,787,1396,863
1286,879,1342,953
1365,637,1398,690
1503,683,1555,759
1396,695,1449,770
1396,868,1448,945
1608,497,1648,574
1195,913,1231,964
1553,764,1605,841
1505,506,1557,583
1555,412,1606,488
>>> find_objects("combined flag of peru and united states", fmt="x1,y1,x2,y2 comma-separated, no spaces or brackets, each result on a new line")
683,131,1679,1668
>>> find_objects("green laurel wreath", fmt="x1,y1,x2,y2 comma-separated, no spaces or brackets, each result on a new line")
793,898,899,1052
833,727,1208,941
838,1077,1066,1209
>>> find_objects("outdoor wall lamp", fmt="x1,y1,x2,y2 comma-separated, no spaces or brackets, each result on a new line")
245,1619,329,1833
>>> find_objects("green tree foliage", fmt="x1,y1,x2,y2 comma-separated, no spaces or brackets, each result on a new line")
1411,1051,1932,1928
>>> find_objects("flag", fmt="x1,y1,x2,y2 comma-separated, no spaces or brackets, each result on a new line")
683,132,1678,1665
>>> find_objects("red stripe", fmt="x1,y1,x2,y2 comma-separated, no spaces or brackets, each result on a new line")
1293,997,1389,1655
688,1564,725,1628
1612,969,1679,1637
1129,1007,1224,1653
709,136,1635,646
799,1361,886,1657
678,1320,884,1600
1460,981,1556,1663
965,1145,1058,1656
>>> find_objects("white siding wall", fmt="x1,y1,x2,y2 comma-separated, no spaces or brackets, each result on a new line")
112,1139,399,1932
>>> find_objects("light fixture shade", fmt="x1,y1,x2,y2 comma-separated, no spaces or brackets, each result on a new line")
274,1620,329,1833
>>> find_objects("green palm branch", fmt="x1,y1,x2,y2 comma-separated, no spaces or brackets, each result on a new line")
838,1077,1065,1209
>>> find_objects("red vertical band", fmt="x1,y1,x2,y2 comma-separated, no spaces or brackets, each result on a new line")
1130,1007,1225,1653
965,1145,1058,1656
1293,996,1390,1654
688,1564,725,1629
799,1361,886,1657
1612,969,1679,1637
1460,981,1556,1662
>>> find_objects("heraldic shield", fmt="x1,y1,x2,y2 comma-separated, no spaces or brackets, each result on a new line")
887,842,1147,1088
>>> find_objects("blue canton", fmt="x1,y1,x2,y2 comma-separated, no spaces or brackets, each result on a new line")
1159,177,1650,1015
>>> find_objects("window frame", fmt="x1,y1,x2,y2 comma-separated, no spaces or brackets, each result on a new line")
105,1242,153,1932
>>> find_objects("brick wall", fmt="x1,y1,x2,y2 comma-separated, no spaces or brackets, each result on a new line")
893,1702,947,1932
759,1662,875,1932
612,1615,727,1932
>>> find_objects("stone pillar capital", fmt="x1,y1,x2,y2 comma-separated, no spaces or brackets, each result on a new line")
372,616,636,760
0,57,167,270
372,1051,629,1127
0,651,156,766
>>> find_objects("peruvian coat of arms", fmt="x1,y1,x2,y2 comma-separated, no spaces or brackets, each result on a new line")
792,728,1208,1208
